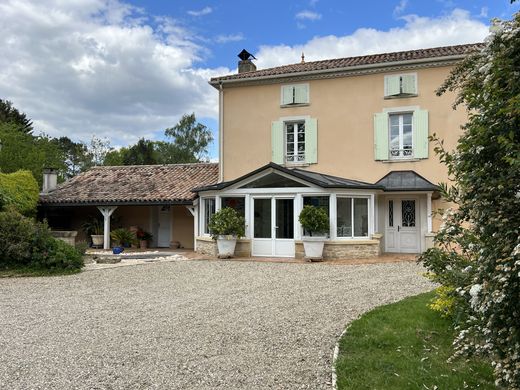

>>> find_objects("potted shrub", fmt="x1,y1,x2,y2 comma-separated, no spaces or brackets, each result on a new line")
299,205,330,261
208,207,245,258
136,229,153,249
110,228,137,253
82,218,104,247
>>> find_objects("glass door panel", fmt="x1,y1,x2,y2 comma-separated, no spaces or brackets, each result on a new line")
275,198,294,239
254,198,272,238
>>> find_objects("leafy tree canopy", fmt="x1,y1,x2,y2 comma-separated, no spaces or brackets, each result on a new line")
164,113,213,162
0,99,33,134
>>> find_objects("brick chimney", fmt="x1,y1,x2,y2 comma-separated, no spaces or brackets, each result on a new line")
42,168,58,193
237,49,257,73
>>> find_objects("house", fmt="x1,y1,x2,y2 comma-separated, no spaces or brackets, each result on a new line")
39,164,218,249
192,43,481,259
40,43,480,259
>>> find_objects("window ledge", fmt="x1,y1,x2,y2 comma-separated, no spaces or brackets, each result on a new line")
296,239,378,245
280,103,310,108
379,158,425,163
384,94,418,100
283,162,311,168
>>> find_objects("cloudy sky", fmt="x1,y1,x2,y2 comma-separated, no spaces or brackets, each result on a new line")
1,0,518,159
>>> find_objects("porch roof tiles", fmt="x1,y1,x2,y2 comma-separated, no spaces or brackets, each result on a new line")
40,163,219,206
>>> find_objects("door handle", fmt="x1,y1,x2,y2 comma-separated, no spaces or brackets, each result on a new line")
398,225,400,232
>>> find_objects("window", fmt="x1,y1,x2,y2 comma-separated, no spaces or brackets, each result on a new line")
272,118,317,165
384,74,417,97
373,109,428,161
202,198,215,235
389,113,413,158
281,84,309,105
303,196,330,236
285,121,305,163
221,197,245,219
336,197,369,238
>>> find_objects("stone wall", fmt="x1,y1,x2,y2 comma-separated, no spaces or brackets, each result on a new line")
50,231,78,246
195,237,252,257
295,236,381,260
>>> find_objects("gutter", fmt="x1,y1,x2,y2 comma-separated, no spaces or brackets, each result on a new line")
218,81,224,182
209,54,467,88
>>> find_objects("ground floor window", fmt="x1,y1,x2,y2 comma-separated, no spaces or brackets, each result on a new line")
202,198,215,235
221,197,245,218
303,195,330,236
336,197,369,238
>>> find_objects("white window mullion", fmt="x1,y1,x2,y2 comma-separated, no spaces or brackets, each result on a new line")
330,194,337,240
351,198,355,239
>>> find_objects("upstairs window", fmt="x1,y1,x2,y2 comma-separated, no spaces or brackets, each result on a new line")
285,121,305,163
281,84,309,105
374,109,428,161
271,118,317,165
384,74,417,98
389,113,413,159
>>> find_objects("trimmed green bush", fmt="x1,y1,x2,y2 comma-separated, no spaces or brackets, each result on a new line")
208,207,245,240
0,209,83,271
0,170,39,216
298,205,329,236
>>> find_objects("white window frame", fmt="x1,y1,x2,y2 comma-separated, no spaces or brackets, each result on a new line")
335,196,370,239
384,73,418,98
284,120,306,164
200,197,216,236
280,83,309,106
388,112,414,160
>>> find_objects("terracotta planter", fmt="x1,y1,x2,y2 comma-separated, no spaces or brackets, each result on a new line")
139,240,148,249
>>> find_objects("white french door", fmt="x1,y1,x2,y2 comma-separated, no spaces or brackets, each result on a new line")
385,198,420,253
251,196,295,257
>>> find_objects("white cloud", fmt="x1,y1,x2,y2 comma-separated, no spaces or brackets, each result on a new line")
295,10,322,21
393,0,408,16
0,0,229,145
256,9,489,68
187,6,212,17
479,7,488,18
215,33,245,43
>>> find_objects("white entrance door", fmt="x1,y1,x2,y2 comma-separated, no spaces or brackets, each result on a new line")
251,197,295,257
157,206,171,247
385,198,420,253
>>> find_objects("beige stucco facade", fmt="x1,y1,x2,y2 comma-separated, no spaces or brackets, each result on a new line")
221,65,464,186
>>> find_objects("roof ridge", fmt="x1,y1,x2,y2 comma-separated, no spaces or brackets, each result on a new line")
92,162,218,169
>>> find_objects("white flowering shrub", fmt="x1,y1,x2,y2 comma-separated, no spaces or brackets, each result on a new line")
420,13,520,389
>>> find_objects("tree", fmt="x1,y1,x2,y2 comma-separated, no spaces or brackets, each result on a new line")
87,135,111,166
122,138,157,165
52,137,91,178
0,123,66,186
0,99,33,134
164,113,213,162
420,13,520,389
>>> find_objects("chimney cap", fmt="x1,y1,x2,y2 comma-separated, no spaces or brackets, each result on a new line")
238,49,256,61
43,168,58,174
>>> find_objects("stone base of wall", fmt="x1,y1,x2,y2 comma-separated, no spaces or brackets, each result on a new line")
195,237,251,257
296,236,382,260
50,230,78,246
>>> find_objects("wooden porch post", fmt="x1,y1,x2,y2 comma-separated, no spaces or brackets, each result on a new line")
98,206,117,250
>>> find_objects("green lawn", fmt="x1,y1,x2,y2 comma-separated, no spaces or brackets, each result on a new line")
335,291,496,390
0,266,81,278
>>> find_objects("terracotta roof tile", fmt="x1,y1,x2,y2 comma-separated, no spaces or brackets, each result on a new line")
40,163,219,205
211,43,483,83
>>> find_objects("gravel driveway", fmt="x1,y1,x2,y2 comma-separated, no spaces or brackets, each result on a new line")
0,260,431,389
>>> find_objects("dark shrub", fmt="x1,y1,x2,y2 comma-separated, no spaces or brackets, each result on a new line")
0,209,83,271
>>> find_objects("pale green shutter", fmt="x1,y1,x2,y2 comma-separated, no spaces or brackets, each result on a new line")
413,109,429,159
385,75,400,96
305,118,318,164
271,121,284,164
374,112,389,160
282,86,293,105
294,84,309,104
401,74,417,94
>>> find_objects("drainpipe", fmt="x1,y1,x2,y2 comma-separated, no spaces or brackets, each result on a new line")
218,81,224,183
